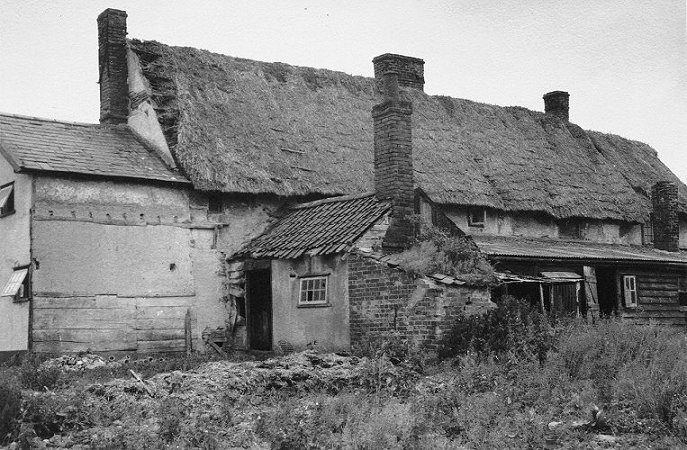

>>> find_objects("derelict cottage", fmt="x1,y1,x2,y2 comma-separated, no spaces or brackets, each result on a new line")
1,9,686,356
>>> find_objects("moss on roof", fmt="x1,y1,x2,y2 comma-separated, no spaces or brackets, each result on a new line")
129,39,687,222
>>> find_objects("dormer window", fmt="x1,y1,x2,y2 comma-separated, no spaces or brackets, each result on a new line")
0,182,15,218
468,208,486,227
641,214,654,245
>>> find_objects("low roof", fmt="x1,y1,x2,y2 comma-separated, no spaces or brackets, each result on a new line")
473,235,687,265
0,113,189,184
129,39,686,222
236,193,390,259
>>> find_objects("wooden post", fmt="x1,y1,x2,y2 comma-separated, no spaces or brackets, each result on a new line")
185,308,192,356
539,283,546,314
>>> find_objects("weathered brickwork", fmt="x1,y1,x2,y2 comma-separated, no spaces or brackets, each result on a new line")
348,253,492,350
543,90,569,122
373,54,425,91
652,181,679,252
98,9,129,124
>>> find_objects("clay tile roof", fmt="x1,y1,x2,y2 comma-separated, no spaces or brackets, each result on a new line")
0,113,189,184
236,193,390,259
129,39,687,222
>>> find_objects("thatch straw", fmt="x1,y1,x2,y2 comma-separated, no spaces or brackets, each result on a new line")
128,39,686,222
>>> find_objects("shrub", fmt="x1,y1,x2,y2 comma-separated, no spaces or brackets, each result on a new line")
438,296,555,362
19,360,61,391
0,382,21,444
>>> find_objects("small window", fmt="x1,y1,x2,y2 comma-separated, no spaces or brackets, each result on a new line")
468,208,486,227
679,276,687,307
1,266,30,302
623,275,638,308
641,214,654,245
0,182,15,217
299,276,328,305
208,194,223,214
560,220,582,240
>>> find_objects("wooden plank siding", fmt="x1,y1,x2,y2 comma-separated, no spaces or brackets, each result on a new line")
32,295,198,353
619,270,687,327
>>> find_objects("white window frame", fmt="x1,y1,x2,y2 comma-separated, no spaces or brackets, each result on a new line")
679,275,687,309
0,182,15,218
2,266,30,302
468,208,486,227
298,276,328,306
623,275,638,308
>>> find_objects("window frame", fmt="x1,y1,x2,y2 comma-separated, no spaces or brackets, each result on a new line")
0,181,15,218
467,208,486,228
2,265,31,303
298,275,329,307
641,214,654,245
679,275,687,309
622,275,638,308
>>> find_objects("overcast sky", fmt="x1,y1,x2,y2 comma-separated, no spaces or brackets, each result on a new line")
1,0,685,182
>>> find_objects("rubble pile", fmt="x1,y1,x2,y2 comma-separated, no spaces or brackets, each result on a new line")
40,354,170,371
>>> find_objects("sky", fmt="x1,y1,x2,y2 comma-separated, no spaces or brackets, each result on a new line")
1,0,685,182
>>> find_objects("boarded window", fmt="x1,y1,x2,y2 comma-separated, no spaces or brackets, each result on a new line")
622,275,638,308
468,208,486,227
1,267,29,301
299,276,328,305
679,276,687,307
0,182,14,217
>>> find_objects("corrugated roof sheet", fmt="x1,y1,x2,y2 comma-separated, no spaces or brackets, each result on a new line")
129,39,687,222
0,113,189,184
474,235,687,265
236,193,390,259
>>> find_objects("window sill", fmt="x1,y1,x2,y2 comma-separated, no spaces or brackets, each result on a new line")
0,210,16,219
297,303,331,309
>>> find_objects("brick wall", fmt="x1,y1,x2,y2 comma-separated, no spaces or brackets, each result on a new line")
543,91,569,122
652,181,679,252
98,9,129,124
348,253,493,350
373,54,425,91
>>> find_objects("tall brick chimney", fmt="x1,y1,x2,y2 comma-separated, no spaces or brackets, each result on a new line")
98,9,129,125
652,181,680,252
543,91,569,122
373,54,425,91
373,71,415,249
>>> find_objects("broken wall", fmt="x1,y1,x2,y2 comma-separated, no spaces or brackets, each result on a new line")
348,253,493,349
0,157,31,352
30,175,226,353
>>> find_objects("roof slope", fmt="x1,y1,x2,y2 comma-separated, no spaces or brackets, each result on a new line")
474,235,687,265
129,40,686,221
236,193,390,259
0,113,188,184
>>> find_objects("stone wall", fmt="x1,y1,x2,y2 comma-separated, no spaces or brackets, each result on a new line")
347,253,493,350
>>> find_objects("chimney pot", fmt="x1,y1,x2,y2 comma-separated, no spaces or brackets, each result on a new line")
651,181,680,252
373,54,425,91
543,90,569,122
98,8,129,125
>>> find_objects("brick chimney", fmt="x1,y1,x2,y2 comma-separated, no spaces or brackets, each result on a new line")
652,181,680,252
373,54,425,91
373,71,415,249
543,91,569,122
98,9,129,125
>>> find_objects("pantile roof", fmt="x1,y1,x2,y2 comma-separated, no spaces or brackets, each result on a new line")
0,113,189,184
236,193,390,259
473,235,687,265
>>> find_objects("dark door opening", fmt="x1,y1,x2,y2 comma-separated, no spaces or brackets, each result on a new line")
595,267,617,317
246,269,272,350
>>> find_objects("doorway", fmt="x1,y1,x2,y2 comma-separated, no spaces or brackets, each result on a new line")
595,267,618,317
246,269,272,350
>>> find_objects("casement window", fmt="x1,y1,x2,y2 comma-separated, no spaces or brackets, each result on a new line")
679,276,687,307
1,266,30,302
641,214,654,245
468,208,486,227
298,276,328,306
622,275,638,308
0,182,15,217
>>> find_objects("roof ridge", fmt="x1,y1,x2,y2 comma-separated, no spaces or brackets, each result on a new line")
291,192,379,209
0,111,106,128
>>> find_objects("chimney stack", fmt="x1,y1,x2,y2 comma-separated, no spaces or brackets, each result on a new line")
98,9,129,125
373,71,415,249
652,181,680,252
543,91,569,122
373,54,425,91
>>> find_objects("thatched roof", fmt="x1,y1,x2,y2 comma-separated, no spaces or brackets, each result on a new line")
129,39,687,222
